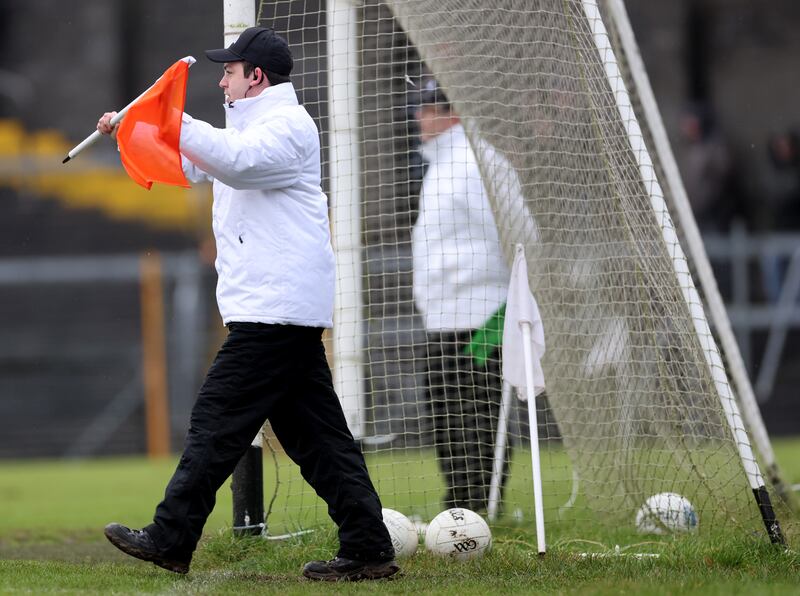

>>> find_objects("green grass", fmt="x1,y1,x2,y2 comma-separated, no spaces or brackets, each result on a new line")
0,439,798,594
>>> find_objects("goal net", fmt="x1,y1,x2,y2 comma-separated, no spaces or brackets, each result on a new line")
253,0,788,543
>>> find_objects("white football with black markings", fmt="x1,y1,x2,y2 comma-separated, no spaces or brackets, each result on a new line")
424,508,492,560
381,508,419,558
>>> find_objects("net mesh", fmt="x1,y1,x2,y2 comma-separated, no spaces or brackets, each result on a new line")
600,0,794,514
254,0,769,541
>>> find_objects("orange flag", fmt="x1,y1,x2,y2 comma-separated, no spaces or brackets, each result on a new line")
117,59,190,189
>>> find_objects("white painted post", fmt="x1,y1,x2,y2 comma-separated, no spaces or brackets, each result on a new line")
328,0,365,438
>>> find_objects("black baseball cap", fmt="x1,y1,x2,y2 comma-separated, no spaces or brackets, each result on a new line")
205,27,293,76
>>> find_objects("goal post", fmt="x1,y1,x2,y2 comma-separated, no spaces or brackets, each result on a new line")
375,0,787,542
236,0,792,546
603,0,795,512
578,0,782,543
327,0,366,439
224,0,265,537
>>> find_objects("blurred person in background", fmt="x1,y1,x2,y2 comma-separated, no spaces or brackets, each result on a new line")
97,26,397,582
762,128,800,302
766,129,800,229
412,78,512,513
676,102,742,234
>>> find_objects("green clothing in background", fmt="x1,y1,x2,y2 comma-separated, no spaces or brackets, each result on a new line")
463,304,506,367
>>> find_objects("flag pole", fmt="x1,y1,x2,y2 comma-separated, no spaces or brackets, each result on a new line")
62,56,196,164
502,243,547,554
522,322,546,555
487,381,513,522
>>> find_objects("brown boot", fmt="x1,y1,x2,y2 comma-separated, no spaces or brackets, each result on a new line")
104,523,191,574
302,556,400,581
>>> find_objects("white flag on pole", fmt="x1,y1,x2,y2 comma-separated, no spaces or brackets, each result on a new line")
502,244,546,399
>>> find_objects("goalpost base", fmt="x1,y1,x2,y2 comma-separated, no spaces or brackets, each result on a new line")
753,486,786,546
231,445,265,537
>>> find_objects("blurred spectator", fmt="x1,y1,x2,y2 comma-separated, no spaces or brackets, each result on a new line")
676,102,742,233
766,129,800,230
761,129,800,302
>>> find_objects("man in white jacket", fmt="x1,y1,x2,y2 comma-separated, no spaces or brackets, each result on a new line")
412,79,512,513
98,27,397,581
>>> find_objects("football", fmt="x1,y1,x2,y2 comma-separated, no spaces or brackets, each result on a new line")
424,508,492,560
635,492,698,534
381,508,419,558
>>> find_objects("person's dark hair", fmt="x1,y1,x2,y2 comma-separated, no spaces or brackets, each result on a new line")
243,61,290,86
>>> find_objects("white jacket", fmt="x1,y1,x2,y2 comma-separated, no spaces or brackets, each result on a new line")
180,83,334,327
412,123,510,331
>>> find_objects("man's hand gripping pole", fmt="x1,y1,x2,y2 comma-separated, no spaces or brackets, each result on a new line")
62,56,196,164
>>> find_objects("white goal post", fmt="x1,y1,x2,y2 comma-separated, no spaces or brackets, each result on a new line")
223,0,266,537
603,0,794,510
578,0,779,541
224,0,791,545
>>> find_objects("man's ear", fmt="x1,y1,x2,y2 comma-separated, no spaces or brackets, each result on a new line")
252,67,263,86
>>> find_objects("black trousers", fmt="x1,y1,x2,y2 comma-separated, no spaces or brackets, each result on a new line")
145,323,393,562
425,330,510,512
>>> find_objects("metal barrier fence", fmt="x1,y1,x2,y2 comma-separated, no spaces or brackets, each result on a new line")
0,227,797,458
0,251,213,458
704,225,800,403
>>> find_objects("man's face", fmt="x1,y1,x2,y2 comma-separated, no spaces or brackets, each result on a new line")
219,62,251,103
417,104,458,143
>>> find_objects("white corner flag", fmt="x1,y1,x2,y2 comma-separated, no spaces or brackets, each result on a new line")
502,244,546,398
502,243,547,555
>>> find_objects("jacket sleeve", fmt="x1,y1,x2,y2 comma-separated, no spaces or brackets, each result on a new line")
179,112,308,190
181,155,213,183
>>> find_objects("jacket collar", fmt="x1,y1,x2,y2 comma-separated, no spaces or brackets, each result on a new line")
420,122,467,164
223,82,299,129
